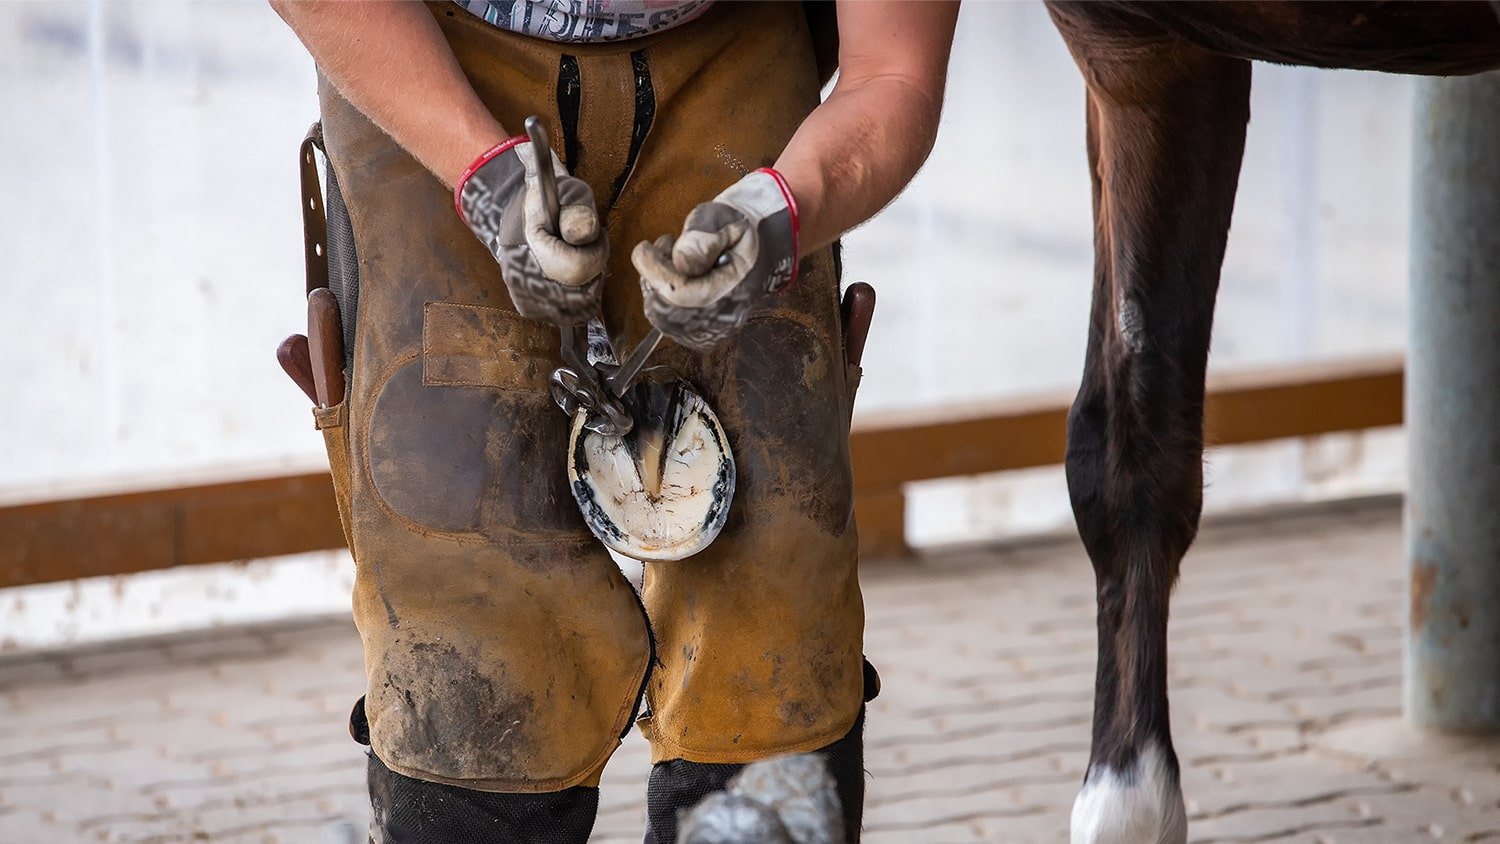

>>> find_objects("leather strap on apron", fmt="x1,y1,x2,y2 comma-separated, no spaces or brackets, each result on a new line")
300,122,330,294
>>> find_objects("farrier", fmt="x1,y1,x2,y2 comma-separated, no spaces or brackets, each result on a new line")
271,1,958,841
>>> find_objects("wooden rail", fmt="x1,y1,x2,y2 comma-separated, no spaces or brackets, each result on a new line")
0,356,1403,588
850,355,1403,556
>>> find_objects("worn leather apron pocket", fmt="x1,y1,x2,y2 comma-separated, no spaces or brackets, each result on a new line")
362,302,581,538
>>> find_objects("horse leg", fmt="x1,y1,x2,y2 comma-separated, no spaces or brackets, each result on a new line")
1046,7,1252,842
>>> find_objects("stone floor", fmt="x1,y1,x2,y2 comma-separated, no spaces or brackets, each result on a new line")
2,499,1496,843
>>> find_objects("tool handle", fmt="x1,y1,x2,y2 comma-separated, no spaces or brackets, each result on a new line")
606,327,664,398
524,116,561,233
277,334,318,404
308,288,347,407
840,282,876,368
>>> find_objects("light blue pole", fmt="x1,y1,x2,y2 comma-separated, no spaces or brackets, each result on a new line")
1407,72,1500,730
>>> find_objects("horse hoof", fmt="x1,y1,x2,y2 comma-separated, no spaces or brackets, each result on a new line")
568,379,735,562
1070,744,1186,844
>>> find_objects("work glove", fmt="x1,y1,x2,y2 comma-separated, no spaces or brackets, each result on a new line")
631,168,799,352
456,138,608,326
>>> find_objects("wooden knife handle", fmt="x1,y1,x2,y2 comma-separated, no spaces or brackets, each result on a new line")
277,334,317,404
840,282,876,369
307,288,346,407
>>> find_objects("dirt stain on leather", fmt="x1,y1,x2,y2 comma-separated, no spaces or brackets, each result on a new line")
381,640,537,778
729,316,851,536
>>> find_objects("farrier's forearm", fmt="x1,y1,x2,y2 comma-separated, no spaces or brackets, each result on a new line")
270,0,507,187
772,0,957,254
773,78,944,254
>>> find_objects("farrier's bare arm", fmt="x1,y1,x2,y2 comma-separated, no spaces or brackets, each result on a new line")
269,0,508,187
773,0,960,253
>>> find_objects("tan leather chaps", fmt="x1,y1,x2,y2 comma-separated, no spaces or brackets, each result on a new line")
315,0,863,793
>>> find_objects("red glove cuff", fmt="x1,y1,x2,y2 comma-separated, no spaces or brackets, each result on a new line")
754,166,801,289
453,135,529,220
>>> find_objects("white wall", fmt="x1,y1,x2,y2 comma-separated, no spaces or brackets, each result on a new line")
1,0,321,497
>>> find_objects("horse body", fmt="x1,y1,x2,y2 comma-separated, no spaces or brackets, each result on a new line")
1042,4,1500,842
1128,2,1500,74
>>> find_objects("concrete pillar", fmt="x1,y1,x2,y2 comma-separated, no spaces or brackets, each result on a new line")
1406,72,1500,731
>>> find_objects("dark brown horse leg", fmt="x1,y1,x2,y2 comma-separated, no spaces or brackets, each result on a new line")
1047,6,1251,842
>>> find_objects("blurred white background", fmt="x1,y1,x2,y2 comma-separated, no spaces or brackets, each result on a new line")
1,0,1410,648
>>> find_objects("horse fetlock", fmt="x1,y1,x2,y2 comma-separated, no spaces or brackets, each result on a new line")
1070,743,1186,844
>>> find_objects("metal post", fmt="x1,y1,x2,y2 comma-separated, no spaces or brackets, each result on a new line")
1407,71,1500,731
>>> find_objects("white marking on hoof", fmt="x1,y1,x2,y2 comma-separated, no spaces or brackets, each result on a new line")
1070,743,1186,844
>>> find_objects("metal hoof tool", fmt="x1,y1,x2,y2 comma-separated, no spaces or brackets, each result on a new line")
549,323,635,437
525,116,736,562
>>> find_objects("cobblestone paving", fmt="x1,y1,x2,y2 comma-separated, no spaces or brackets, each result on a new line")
2,500,1496,843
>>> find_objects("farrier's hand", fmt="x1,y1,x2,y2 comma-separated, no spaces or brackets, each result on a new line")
631,169,799,352
456,139,608,326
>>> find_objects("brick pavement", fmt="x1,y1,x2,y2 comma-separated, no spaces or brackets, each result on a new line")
3,499,1496,843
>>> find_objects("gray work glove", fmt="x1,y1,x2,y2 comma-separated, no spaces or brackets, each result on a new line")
631,168,799,352
456,138,608,326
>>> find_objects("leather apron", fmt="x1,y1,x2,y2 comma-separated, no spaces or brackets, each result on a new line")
316,0,863,792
